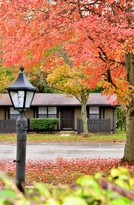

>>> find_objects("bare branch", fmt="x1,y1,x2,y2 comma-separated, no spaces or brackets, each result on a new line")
99,177,134,201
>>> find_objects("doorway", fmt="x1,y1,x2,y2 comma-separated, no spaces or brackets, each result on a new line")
61,108,74,130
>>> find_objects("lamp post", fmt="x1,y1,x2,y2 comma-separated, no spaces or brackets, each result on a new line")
7,66,37,193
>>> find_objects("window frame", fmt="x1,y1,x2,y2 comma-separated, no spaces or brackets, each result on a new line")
38,106,57,118
89,106,100,120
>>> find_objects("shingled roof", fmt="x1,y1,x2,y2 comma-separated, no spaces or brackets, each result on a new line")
0,93,117,107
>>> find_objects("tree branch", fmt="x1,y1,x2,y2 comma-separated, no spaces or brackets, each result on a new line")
99,177,134,201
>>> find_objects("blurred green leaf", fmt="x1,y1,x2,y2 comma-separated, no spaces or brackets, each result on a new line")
0,167,134,205
0,189,17,198
35,183,50,196
76,175,98,187
110,197,131,205
115,178,130,189
46,198,60,205
110,167,129,179
63,196,88,205
129,178,134,189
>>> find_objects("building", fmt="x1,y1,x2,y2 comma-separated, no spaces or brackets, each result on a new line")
0,93,118,133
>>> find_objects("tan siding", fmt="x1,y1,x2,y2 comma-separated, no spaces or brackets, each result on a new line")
25,109,34,119
0,108,5,119
74,108,81,129
104,108,113,130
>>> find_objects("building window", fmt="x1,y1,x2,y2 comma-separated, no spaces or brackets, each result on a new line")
38,107,47,118
10,107,19,120
89,106,99,119
48,107,57,118
38,107,57,118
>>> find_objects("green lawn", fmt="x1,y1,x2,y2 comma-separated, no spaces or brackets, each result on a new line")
0,130,126,143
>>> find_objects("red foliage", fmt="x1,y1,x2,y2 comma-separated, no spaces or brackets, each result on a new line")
0,158,134,186
0,0,133,103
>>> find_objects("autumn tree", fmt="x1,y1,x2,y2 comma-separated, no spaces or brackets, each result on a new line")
0,0,134,160
28,67,56,93
47,62,91,134
47,0,134,161
0,66,16,93
46,45,96,134
58,0,134,162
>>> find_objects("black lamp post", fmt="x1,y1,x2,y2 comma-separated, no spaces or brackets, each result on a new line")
7,66,37,193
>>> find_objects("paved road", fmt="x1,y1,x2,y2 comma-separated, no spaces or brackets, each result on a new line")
0,142,125,161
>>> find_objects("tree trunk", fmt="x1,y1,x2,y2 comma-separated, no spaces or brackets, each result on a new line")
81,101,88,134
123,53,134,162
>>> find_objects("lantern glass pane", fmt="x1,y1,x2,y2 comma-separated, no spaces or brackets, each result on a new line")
18,91,25,108
10,91,19,108
10,91,25,108
25,91,34,108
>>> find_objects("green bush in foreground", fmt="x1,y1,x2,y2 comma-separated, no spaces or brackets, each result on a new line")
0,167,134,205
30,118,59,132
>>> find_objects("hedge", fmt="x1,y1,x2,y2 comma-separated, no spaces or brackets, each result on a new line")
30,118,59,132
0,167,134,204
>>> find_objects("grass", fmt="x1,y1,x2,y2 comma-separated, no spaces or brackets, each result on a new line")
0,130,126,143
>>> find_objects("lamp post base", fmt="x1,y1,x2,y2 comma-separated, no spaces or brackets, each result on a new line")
15,111,27,193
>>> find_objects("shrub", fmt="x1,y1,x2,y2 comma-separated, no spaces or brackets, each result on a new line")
0,167,134,204
30,118,59,132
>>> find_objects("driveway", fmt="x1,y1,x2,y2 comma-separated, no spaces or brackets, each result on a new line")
0,142,125,161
